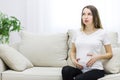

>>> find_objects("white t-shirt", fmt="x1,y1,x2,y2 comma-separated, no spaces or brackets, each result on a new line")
72,29,110,73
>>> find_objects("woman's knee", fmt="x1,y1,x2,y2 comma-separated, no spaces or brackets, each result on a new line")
62,66,71,74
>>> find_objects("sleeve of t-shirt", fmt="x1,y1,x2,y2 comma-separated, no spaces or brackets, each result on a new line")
102,31,111,45
71,32,77,43
71,34,76,43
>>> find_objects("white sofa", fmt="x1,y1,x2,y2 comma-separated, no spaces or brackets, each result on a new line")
0,30,120,80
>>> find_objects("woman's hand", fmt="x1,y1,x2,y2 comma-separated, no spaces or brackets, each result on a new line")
86,53,100,67
72,58,83,69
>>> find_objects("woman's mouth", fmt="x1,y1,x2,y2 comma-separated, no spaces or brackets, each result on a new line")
85,20,88,22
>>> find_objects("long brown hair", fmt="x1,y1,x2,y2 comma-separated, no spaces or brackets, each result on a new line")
81,5,103,30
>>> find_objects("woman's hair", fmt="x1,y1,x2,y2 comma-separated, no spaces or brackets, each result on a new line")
81,5,103,30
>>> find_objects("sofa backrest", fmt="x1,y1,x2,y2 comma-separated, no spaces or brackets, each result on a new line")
13,31,68,67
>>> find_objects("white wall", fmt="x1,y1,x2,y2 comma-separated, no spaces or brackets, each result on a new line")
26,0,120,37
0,0,27,27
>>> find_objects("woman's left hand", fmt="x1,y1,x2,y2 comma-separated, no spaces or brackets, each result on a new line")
86,53,100,67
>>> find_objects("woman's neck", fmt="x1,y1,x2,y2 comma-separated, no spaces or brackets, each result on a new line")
83,25,97,34
85,25,95,31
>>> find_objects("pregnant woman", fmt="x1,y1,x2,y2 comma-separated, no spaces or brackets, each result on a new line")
62,5,113,80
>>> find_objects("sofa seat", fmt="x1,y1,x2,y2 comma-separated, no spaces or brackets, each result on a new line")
98,73,120,80
2,67,62,80
2,67,120,80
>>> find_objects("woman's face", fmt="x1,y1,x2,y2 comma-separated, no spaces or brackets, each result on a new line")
82,8,93,26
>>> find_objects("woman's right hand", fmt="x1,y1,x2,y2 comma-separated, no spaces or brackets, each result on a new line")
72,58,83,70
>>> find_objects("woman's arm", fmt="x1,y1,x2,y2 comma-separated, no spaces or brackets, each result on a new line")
98,44,113,60
70,43,76,62
70,43,83,69
86,44,113,67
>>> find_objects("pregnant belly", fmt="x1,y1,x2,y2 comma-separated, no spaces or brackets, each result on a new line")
77,56,92,72
78,56,91,67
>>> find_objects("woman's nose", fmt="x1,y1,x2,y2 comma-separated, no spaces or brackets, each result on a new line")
84,15,88,18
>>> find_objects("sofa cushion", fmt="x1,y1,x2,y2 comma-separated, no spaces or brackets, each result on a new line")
107,32,118,47
102,47,120,73
0,44,33,71
2,67,62,80
18,31,68,67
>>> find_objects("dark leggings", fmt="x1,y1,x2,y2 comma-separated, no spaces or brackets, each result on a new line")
62,66,105,80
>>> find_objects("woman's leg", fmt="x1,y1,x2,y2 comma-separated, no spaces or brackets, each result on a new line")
62,65,82,80
75,69,105,80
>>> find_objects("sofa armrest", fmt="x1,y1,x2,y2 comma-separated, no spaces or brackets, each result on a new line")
0,58,7,72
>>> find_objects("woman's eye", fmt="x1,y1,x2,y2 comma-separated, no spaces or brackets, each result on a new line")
88,13,92,15
82,13,85,15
